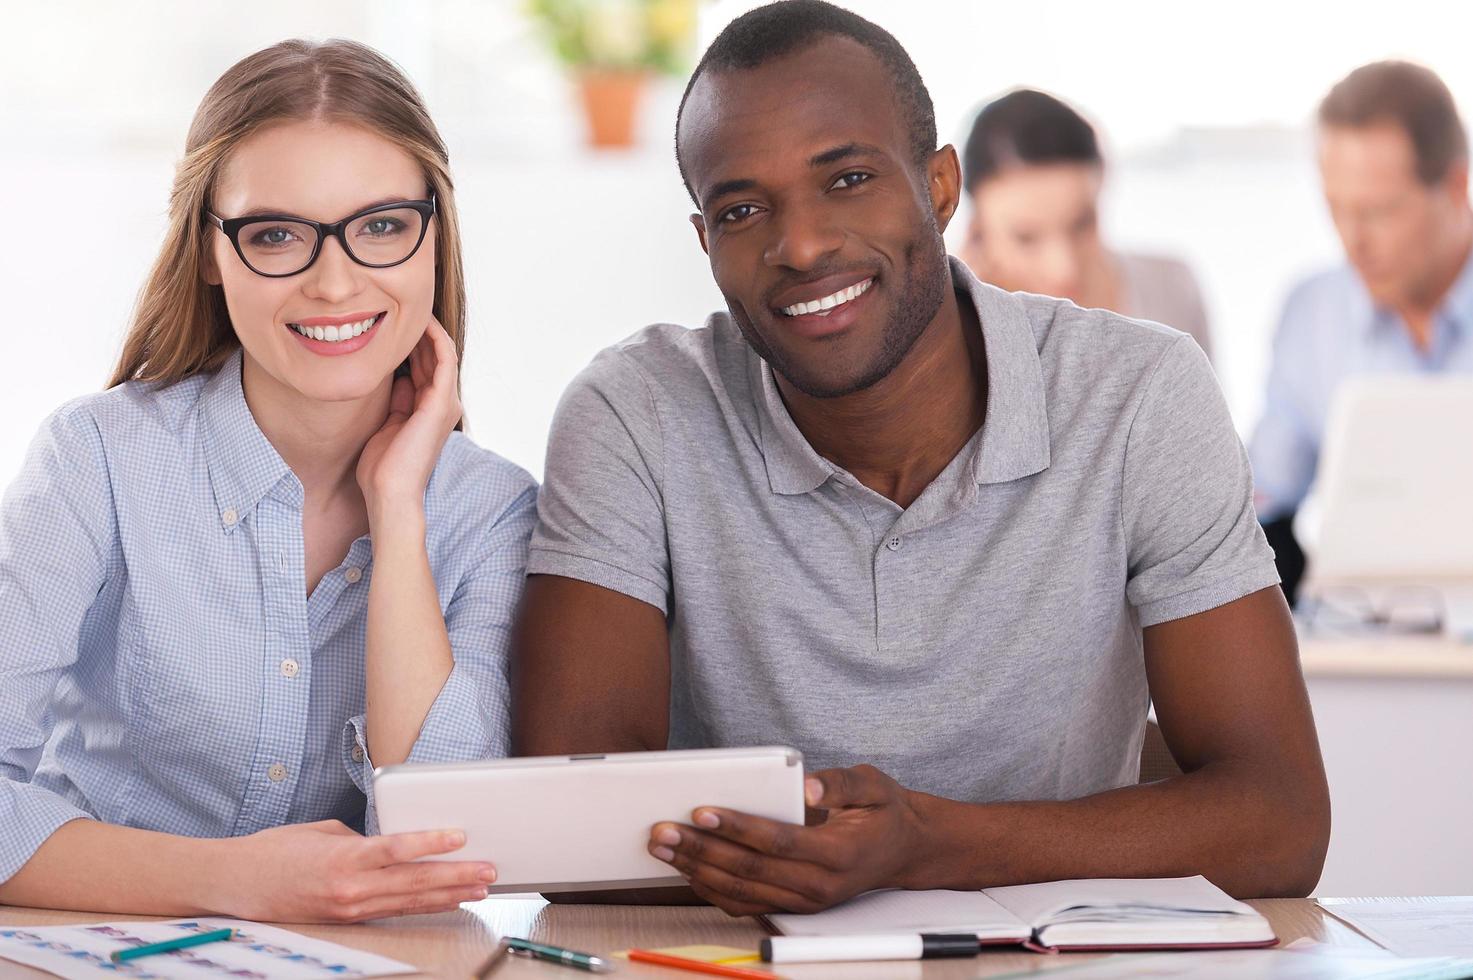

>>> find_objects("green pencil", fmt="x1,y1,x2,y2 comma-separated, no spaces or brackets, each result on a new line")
110,927,237,963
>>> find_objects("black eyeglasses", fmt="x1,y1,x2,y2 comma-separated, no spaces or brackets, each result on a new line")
206,196,436,278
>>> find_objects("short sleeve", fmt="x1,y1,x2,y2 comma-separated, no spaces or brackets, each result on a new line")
527,349,671,614
1123,337,1280,627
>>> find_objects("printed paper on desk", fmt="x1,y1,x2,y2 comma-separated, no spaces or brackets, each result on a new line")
1319,897,1473,957
0,917,416,979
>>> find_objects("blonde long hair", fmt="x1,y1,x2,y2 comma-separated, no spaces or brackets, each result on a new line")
108,39,466,389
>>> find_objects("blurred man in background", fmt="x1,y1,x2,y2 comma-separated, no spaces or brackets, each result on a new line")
1251,61,1473,604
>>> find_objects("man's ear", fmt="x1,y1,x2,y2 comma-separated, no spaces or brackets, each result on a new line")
927,144,962,234
690,212,710,256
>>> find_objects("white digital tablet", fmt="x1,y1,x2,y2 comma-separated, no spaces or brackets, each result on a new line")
373,746,805,893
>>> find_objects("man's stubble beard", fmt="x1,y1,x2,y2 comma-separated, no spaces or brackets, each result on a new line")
725,221,950,400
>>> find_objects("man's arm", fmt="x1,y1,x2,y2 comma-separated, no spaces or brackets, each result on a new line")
512,573,704,905
913,585,1329,895
643,586,1330,914
510,574,670,755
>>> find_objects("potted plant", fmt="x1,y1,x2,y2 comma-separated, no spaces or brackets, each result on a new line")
527,0,695,148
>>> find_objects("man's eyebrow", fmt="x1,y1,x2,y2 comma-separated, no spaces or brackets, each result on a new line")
808,143,885,168
231,197,415,220
700,178,759,214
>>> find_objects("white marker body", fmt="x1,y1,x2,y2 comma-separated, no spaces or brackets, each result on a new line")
764,934,926,963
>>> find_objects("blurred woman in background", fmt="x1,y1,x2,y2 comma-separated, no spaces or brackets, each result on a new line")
960,88,1214,358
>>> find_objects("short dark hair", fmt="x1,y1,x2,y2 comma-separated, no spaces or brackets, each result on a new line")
1319,60,1469,184
962,89,1101,192
674,0,937,201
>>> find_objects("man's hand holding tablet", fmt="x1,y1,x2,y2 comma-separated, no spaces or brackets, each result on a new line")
372,747,804,894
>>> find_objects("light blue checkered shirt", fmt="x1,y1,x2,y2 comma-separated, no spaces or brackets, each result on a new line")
0,349,536,882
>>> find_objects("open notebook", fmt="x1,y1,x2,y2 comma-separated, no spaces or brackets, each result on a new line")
766,875,1278,953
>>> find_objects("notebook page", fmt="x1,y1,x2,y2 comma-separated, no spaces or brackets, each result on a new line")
982,875,1257,928
767,889,1031,942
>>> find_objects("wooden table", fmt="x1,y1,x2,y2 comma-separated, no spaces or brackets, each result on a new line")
0,896,1385,979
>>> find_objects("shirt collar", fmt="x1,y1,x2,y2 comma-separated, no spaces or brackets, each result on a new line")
955,257,1052,485
1360,244,1473,339
754,255,1051,496
199,348,293,532
1438,244,1473,337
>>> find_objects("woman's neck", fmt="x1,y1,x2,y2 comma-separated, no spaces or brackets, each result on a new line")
239,352,390,499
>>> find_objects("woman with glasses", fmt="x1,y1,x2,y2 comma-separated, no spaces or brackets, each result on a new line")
0,40,529,921
958,89,1214,360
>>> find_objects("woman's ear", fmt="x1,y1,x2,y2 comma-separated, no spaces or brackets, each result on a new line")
201,241,222,286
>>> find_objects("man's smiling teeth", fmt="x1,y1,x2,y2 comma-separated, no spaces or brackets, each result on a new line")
288,314,379,343
780,278,873,317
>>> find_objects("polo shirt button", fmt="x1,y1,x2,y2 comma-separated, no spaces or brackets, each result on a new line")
280,658,299,679
351,744,366,764
267,762,287,782
886,536,902,551
221,508,238,527
344,567,363,584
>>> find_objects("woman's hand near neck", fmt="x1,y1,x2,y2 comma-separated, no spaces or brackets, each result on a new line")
238,321,464,768
242,357,392,501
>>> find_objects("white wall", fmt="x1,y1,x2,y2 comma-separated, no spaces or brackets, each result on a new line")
1,0,1466,484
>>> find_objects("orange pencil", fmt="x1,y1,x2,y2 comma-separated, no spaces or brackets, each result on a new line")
627,948,782,979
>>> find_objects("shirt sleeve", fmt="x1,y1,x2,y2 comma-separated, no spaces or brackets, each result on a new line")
344,483,537,835
1122,337,1281,627
0,407,114,881
526,348,671,614
1248,287,1321,522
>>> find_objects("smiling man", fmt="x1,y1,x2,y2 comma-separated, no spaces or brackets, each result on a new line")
512,0,1329,913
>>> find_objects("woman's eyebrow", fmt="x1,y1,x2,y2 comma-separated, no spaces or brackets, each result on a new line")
231,196,416,219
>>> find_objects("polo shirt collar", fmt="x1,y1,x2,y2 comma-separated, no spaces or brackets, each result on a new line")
200,348,293,532
754,255,1051,496
754,355,835,495
956,257,1052,485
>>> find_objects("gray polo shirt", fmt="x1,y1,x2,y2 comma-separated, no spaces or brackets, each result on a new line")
528,258,1278,803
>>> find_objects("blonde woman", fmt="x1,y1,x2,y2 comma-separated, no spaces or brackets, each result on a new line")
0,40,531,921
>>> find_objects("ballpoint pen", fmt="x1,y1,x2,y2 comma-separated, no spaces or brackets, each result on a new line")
503,937,614,973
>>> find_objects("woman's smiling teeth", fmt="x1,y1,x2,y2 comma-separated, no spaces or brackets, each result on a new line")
780,277,873,317
288,314,380,343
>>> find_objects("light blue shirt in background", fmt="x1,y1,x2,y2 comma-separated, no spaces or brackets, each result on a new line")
0,350,535,882
1249,249,1473,522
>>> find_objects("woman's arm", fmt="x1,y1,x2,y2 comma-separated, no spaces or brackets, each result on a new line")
0,818,496,922
354,319,473,768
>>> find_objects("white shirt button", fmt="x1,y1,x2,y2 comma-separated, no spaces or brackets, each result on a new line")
280,658,299,679
344,567,363,584
351,744,366,764
267,762,287,782
221,508,238,527
886,536,902,551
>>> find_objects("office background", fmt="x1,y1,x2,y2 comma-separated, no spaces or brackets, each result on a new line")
3,1,1470,897
4,0,1471,484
